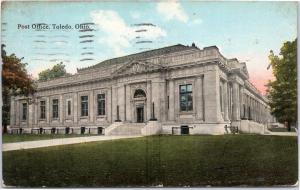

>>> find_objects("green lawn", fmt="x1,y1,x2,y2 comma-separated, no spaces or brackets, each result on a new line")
2,134,98,143
3,135,298,187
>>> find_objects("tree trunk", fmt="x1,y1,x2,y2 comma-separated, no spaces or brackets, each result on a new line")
287,121,291,132
2,124,7,134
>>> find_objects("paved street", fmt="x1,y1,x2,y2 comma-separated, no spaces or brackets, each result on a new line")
265,131,298,136
2,135,143,152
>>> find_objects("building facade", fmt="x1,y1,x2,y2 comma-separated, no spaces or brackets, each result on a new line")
10,44,275,135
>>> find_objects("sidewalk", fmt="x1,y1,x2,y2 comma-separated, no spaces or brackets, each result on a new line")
265,132,298,136
2,135,143,152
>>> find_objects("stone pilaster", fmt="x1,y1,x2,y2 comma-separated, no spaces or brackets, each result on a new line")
10,97,15,127
107,88,112,123
146,81,152,121
111,85,117,121
89,90,94,123
117,85,125,121
259,104,262,123
59,95,63,124
228,83,233,120
256,101,258,122
151,79,160,121
125,84,132,121
73,93,78,123
168,79,175,121
202,75,205,121
204,69,222,122
232,82,240,121
160,80,167,122
46,97,50,124
257,101,260,122
28,102,33,127
252,99,255,121
239,86,244,119
224,81,229,121
250,97,253,120
15,100,20,126
34,99,38,126
255,101,258,122
253,100,256,121
220,81,224,120
244,95,248,119
195,76,204,121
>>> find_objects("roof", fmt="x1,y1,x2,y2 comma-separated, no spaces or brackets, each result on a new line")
77,44,198,72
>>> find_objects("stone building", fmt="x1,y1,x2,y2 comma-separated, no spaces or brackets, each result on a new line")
10,44,275,135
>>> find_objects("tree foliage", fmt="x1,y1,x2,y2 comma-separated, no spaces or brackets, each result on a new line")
38,62,70,82
266,39,297,130
2,44,36,129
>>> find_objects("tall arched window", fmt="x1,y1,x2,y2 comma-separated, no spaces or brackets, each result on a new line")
134,89,146,98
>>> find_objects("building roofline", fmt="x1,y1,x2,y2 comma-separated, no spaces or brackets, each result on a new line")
77,44,199,72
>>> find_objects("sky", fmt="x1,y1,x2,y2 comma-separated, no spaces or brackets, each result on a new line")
1,1,298,94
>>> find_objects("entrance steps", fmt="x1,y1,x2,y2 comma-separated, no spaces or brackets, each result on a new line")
106,123,145,136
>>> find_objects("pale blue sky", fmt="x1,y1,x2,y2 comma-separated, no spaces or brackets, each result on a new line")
1,1,297,93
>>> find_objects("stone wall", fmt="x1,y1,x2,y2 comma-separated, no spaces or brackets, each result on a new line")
239,120,266,134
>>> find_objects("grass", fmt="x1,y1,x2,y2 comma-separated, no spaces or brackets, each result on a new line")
2,134,98,143
2,135,298,187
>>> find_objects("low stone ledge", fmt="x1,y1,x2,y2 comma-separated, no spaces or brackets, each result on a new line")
141,121,162,136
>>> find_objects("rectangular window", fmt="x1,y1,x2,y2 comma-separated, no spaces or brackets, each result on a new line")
67,100,71,116
81,96,89,116
167,96,169,109
243,104,246,119
40,101,46,119
22,103,27,120
52,99,59,118
97,94,105,115
179,84,193,111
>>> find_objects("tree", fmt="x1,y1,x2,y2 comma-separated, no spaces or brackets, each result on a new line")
38,62,70,81
266,39,297,131
2,44,36,132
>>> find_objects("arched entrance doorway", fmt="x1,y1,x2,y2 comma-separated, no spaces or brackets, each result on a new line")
133,89,146,123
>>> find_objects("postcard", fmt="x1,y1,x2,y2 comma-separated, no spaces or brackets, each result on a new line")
1,0,298,188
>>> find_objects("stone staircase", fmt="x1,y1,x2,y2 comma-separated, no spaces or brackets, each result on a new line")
107,123,145,136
